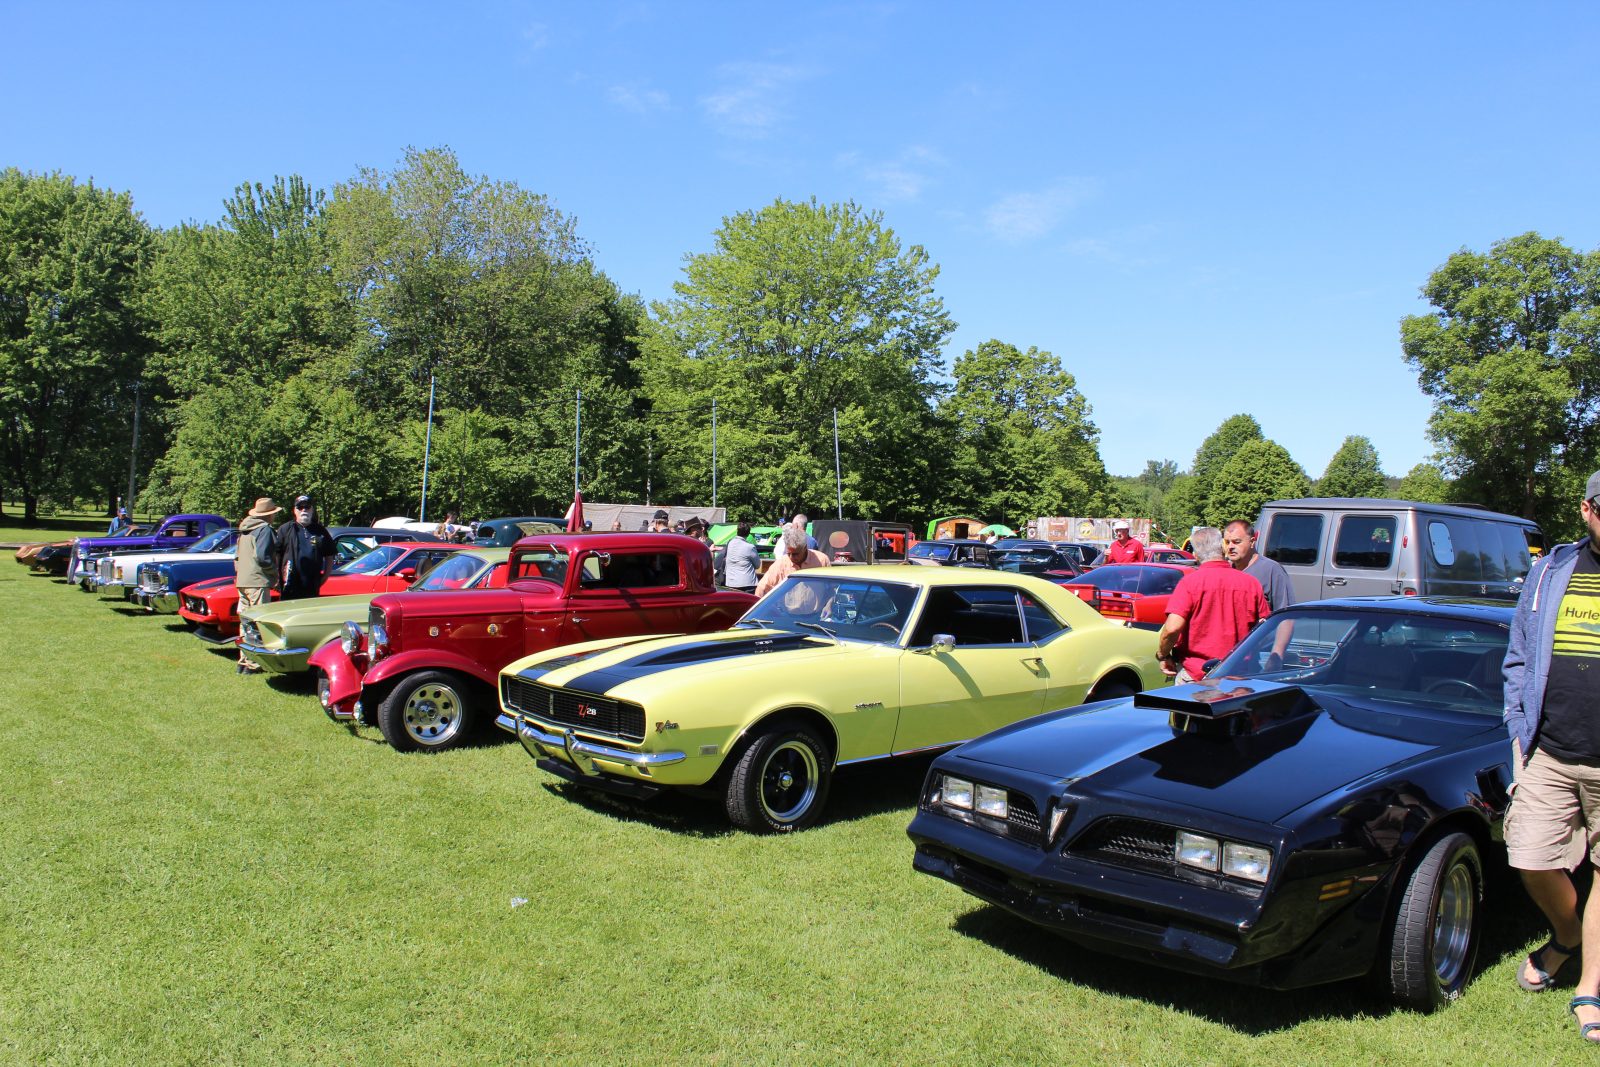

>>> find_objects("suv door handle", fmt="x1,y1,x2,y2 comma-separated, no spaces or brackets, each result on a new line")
1326,577,1347,587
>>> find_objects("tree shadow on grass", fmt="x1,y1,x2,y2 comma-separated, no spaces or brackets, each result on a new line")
944,860,1569,1035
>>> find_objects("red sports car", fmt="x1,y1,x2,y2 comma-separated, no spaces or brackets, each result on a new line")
1059,562,1190,624
178,542,465,642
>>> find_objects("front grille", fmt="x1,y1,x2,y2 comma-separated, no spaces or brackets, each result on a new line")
1072,817,1176,872
1006,799,1044,847
137,565,164,592
502,676,646,743
183,595,205,614
98,558,115,583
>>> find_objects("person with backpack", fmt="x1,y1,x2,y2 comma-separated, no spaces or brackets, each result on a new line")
235,497,283,674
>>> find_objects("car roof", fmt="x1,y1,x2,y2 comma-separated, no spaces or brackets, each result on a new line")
1260,497,1539,526
796,564,1068,590
1285,594,1513,624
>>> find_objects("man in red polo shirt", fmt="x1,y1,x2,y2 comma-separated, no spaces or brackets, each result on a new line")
1104,520,1146,563
1157,526,1270,682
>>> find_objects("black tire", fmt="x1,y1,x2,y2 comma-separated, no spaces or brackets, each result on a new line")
376,670,480,753
1086,677,1137,703
1383,831,1482,1011
724,726,832,833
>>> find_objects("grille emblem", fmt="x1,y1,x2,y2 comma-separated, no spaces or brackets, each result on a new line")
576,702,599,718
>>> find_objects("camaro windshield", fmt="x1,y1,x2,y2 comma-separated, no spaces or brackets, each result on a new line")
335,544,405,575
742,576,920,644
1212,609,1509,715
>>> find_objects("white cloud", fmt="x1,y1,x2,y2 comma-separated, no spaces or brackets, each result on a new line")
836,145,946,202
607,83,670,115
699,62,812,136
983,179,1098,242
521,22,549,49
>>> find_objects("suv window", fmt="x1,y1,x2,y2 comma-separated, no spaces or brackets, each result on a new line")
1495,525,1532,582
1333,515,1397,570
1425,518,1482,582
1265,513,1324,566
910,587,1025,646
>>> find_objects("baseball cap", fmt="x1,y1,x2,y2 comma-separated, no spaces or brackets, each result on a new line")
653,509,669,521
1587,470,1600,502
1112,520,1130,531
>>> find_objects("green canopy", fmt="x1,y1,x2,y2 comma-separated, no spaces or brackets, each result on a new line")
979,523,1016,537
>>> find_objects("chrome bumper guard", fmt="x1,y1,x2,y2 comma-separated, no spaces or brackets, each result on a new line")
238,642,309,659
496,712,685,773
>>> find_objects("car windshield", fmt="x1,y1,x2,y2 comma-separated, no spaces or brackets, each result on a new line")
335,544,405,575
1211,608,1510,716
741,576,920,645
908,543,952,561
187,528,233,553
510,547,569,584
993,548,1056,568
415,553,487,590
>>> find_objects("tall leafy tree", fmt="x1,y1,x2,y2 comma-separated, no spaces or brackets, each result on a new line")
0,169,153,519
640,197,955,520
1318,435,1387,497
1205,439,1311,527
1401,232,1600,524
1396,461,1451,504
941,340,1118,521
1162,415,1265,531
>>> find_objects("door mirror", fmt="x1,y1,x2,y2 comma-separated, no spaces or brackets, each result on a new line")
395,567,417,581
916,633,956,654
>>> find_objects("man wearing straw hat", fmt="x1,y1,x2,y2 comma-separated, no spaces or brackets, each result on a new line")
235,497,283,674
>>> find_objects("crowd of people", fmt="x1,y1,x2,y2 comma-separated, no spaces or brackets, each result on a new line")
234,494,337,674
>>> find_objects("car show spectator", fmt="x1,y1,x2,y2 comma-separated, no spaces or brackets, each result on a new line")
433,510,467,542
1503,470,1600,1039
235,497,283,673
1104,520,1146,563
650,509,670,532
754,524,829,598
276,494,336,601
1224,519,1294,612
1156,526,1269,682
107,505,130,535
792,513,819,550
723,521,760,594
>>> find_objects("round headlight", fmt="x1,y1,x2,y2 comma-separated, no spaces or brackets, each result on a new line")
340,620,362,656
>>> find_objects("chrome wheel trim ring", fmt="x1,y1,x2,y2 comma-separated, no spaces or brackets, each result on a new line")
402,682,464,746
1432,860,1475,987
759,740,819,824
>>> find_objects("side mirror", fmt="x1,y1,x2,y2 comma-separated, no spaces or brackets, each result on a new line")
913,633,956,655
396,567,417,581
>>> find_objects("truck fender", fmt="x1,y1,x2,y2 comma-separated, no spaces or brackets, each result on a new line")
360,648,500,701
309,640,365,708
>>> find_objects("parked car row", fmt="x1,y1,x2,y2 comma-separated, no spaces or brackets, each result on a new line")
17,498,1545,1012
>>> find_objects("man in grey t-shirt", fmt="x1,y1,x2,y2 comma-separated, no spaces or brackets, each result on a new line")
1225,519,1294,668
723,520,761,594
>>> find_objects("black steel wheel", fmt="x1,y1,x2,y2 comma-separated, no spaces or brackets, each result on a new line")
724,726,831,833
1384,831,1482,1011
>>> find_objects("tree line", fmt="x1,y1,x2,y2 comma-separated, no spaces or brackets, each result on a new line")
2,153,1595,540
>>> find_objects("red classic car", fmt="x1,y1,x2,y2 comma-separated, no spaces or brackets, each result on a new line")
310,532,757,753
1058,562,1191,625
178,542,465,642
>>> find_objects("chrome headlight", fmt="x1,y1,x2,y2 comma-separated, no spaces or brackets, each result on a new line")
368,606,390,660
974,784,1008,820
937,774,974,811
1222,842,1272,883
1175,831,1220,871
340,620,362,655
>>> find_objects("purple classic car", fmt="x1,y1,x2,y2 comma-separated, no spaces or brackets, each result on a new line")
71,513,229,590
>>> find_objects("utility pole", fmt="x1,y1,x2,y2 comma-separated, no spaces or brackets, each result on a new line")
711,397,717,509
125,381,141,516
419,374,436,523
833,408,843,518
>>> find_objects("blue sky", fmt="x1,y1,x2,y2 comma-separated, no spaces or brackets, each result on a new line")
6,2,1597,478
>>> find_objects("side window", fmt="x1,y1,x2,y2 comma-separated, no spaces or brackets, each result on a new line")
1425,519,1484,582
1333,515,1397,570
1018,593,1064,643
583,552,683,591
909,588,1025,646
1140,568,1184,596
1496,525,1532,582
1264,514,1323,567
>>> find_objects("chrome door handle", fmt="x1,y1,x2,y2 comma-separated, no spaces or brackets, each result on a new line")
1023,657,1044,671
570,616,588,624
1326,577,1347,587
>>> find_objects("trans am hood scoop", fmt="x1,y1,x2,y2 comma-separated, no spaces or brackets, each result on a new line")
957,680,1500,823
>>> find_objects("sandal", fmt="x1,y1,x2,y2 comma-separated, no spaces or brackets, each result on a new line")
1569,996,1600,1044
1521,938,1581,991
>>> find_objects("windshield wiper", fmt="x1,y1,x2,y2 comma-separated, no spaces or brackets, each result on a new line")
738,617,775,628
795,621,837,641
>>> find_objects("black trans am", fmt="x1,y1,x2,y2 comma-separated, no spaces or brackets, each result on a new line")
907,596,1514,1011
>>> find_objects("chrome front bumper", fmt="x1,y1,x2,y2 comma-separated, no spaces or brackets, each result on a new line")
495,712,686,772
236,642,312,674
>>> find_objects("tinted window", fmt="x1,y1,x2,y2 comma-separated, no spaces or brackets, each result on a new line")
1265,514,1323,566
579,552,682,590
1019,593,1064,642
1072,565,1147,593
909,543,952,561
1137,568,1185,595
1495,524,1532,583
1426,519,1482,582
1333,515,1397,570
909,587,1025,646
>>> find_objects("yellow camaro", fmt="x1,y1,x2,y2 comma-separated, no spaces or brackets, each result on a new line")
495,565,1168,832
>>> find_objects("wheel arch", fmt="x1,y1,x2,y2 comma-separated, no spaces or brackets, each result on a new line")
1089,665,1145,698
721,706,841,778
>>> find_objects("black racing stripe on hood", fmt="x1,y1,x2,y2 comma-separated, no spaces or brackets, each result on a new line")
559,630,823,694
515,634,668,685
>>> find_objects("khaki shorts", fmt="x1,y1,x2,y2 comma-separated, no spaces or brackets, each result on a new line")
1505,743,1600,871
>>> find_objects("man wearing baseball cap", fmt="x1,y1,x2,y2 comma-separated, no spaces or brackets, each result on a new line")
1504,470,1600,1041
275,494,336,600
1104,519,1146,564
235,497,283,673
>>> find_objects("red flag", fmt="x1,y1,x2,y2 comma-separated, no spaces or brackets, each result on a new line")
565,491,584,533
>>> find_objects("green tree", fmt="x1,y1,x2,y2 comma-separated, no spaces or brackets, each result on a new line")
0,169,153,519
1401,232,1600,525
1317,435,1387,497
1396,461,1451,504
1192,414,1263,498
640,197,955,520
940,340,1118,522
1205,439,1311,527
1140,459,1179,493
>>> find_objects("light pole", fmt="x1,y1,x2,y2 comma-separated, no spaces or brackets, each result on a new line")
419,374,436,523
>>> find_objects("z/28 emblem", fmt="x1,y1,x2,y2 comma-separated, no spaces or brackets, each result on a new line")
576,703,599,718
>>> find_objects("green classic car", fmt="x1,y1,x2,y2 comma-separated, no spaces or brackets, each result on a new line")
237,548,511,674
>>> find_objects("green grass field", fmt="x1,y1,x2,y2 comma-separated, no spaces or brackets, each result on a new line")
0,564,1587,1064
